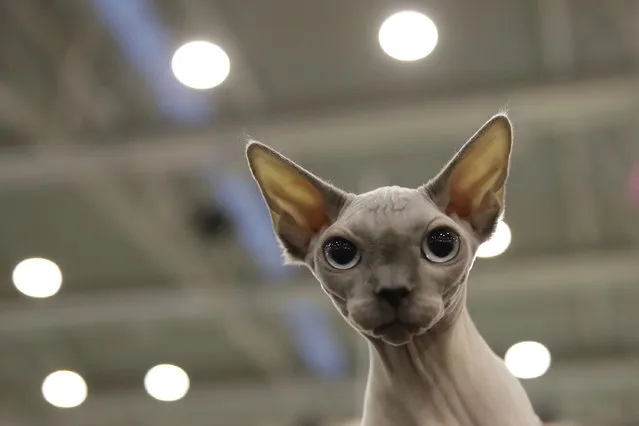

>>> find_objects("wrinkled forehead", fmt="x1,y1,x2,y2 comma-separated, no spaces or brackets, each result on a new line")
336,186,442,239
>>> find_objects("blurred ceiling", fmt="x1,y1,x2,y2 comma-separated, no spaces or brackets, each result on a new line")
0,1,638,425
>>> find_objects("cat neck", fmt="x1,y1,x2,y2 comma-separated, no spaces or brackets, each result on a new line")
362,308,540,426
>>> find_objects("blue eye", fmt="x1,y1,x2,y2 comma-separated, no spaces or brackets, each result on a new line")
422,227,460,263
323,237,361,270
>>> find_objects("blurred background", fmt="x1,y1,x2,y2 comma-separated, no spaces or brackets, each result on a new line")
0,0,638,425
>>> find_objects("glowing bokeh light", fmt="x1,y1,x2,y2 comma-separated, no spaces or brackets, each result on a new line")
144,364,190,402
42,370,88,408
505,341,551,379
12,257,62,298
477,220,512,258
171,41,230,89
378,11,438,61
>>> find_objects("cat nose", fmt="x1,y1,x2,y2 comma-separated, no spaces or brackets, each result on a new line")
376,286,411,308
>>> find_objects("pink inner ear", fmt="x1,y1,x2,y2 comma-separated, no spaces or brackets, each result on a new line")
270,184,330,232
301,200,330,232
446,198,470,219
446,163,502,219
446,183,474,219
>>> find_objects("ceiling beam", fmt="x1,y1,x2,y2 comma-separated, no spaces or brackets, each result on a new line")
4,0,289,375
0,82,48,136
0,249,635,334
36,355,639,426
0,73,635,187
5,0,120,131
62,167,293,378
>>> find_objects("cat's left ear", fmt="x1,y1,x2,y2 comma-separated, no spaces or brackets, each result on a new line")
246,141,350,263
424,114,512,240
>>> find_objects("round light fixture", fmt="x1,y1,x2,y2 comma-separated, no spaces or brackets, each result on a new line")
42,370,88,408
171,40,230,89
144,364,190,402
477,220,512,258
12,257,63,298
504,341,551,379
378,11,439,62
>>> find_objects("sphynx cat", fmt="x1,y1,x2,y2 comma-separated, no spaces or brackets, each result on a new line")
246,115,541,426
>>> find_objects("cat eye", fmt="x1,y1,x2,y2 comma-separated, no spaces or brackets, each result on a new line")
422,227,460,263
323,237,361,270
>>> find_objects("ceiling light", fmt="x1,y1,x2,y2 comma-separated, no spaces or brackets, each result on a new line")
42,370,88,408
144,364,190,402
378,11,438,62
504,341,551,379
477,220,512,258
12,257,62,298
171,40,230,90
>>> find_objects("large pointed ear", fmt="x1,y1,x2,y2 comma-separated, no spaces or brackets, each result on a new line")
246,141,350,263
425,115,512,240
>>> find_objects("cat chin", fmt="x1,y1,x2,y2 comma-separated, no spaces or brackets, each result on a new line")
379,334,415,347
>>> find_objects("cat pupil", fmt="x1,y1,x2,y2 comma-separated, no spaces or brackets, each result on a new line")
427,229,457,257
325,238,356,264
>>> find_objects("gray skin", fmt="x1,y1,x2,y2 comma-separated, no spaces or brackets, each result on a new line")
246,115,541,426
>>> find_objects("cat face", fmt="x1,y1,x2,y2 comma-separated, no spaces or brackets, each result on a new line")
309,186,478,345
246,115,512,345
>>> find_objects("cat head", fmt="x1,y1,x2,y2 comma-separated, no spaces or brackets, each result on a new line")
246,115,512,345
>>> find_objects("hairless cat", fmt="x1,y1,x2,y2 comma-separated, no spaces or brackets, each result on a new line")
246,115,541,426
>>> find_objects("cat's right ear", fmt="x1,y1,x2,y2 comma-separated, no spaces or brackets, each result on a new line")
424,115,512,240
246,141,350,263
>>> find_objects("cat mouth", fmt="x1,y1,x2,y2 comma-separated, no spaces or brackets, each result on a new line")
371,319,420,345
373,319,420,337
